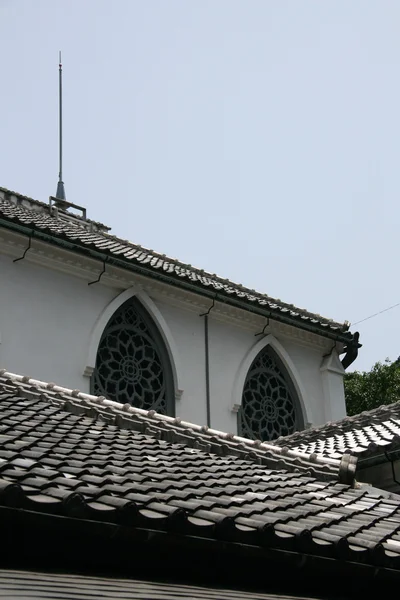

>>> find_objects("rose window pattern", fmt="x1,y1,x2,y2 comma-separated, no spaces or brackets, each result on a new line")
239,347,300,441
92,299,174,415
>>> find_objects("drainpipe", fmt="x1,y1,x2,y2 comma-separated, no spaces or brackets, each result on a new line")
200,298,215,428
384,451,400,488
204,315,211,428
341,332,361,370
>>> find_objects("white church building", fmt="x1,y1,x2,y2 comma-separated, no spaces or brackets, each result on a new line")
0,186,360,440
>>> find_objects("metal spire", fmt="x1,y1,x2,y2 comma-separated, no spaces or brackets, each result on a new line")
56,51,66,200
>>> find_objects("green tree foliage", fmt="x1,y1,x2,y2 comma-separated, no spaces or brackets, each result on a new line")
344,358,400,416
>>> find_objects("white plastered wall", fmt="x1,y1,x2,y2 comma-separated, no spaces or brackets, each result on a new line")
0,253,117,389
0,250,347,432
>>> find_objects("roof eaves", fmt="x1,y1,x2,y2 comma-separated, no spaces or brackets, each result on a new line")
0,209,357,347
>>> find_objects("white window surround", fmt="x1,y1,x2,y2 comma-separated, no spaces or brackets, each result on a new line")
84,285,184,402
231,333,310,428
86,297,315,431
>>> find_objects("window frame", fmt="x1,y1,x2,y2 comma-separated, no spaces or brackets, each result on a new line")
91,296,175,417
238,345,304,441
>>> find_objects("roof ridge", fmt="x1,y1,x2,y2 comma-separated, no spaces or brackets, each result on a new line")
0,370,357,484
0,187,109,231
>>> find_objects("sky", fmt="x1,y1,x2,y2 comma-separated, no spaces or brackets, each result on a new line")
0,0,399,372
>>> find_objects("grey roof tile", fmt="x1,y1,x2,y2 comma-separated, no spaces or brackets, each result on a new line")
0,372,350,481
275,399,400,460
0,373,400,571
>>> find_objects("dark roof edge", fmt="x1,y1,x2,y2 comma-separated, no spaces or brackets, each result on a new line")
1,505,398,590
357,445,400,469
0,214,358,347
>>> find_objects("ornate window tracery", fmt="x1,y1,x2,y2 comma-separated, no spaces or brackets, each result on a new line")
239,345,302,441
91,297,174,416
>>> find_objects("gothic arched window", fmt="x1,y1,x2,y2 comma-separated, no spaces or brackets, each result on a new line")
239,345,303,441
91,297,175,416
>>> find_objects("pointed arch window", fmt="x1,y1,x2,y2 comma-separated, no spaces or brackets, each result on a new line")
91,297,175,416
239,345,303,441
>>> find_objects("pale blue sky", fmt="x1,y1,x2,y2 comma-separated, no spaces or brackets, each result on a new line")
1,0,399,372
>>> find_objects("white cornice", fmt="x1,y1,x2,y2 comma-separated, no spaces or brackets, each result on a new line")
0,227,339,353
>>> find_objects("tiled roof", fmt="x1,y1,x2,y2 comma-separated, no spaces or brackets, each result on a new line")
0,372,350,482
0,187,354,343
0,570,310,600
1,372,400,571
274,401,400,461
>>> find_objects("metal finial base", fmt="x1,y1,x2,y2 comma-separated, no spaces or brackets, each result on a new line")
56,180,66,200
